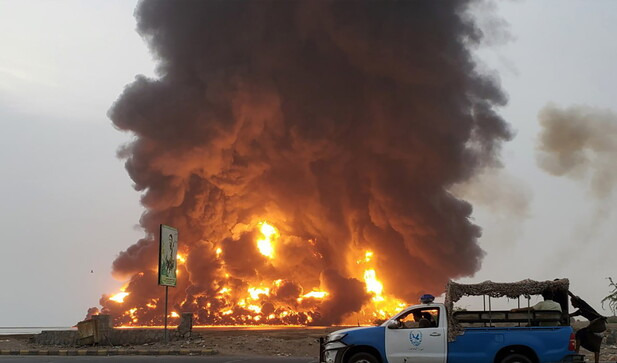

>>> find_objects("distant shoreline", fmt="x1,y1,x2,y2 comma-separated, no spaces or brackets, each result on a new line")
0,327,75,335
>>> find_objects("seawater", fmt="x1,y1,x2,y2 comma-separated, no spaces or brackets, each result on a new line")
0,327,75,335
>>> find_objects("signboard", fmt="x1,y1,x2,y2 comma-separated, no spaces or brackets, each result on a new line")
158,224,178,287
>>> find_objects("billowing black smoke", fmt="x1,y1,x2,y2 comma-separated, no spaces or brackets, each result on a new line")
98,0,511,325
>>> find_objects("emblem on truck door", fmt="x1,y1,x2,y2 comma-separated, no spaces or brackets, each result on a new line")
409,330,422,346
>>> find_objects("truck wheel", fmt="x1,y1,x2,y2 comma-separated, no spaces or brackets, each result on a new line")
500,353,533,363
347,352,379,363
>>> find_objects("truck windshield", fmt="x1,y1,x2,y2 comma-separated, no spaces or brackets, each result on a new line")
396,308,439,329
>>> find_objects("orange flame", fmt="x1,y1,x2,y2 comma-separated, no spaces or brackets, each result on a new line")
109,292,129,303
248,287,270,299
257,222,277,258
302,291,328,299
104,224,409,326
364,269,384,301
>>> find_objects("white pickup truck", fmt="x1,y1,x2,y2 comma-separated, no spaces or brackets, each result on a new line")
320,279,585,363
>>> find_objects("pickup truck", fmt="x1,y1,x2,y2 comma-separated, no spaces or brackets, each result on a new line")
320,280,585,363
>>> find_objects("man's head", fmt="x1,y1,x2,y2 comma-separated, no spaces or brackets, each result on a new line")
541,288,554,301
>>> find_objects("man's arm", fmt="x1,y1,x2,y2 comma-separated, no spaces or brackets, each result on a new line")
512,301,542,312
569,309,582,318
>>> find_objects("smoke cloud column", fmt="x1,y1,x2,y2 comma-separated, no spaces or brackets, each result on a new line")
101,0,511,325
537,104,617,199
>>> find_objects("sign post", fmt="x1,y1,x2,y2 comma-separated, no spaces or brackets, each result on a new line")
158,224,178,343
164,286,169,342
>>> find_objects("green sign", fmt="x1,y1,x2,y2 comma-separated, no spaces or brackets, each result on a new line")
158,224,178,287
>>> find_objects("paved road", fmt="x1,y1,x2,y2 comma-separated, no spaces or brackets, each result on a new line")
0,357,318,363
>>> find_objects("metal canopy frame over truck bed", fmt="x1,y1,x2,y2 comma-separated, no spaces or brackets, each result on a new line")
445,278,570,342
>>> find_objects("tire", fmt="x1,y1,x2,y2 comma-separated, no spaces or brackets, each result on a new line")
347,352,379,363
499,353,533,363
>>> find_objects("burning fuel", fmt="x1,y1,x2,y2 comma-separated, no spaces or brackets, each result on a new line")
256,222,277,259
109,292,129,304
93,0,511,326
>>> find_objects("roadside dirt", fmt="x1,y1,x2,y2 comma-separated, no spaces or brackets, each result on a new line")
190,327,339,356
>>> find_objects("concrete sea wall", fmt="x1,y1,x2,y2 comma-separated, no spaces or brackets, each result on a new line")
34,328,183,346
34,313,194,346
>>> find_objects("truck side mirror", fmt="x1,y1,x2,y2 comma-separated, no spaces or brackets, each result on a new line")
387,320,401,329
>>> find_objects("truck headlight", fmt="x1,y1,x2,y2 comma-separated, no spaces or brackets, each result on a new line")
325,332,347,343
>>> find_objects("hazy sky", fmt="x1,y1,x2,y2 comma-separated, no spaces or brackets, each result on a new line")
0,0,615,326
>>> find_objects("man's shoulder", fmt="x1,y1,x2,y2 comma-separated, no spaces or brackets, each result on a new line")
534,300,562,311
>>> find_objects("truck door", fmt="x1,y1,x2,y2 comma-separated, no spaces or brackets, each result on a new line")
385,306,446,363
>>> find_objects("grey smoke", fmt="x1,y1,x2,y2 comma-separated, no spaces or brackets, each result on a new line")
537,104,617,198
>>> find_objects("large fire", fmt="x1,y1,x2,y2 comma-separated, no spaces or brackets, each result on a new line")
98,221,406,327
98,1,511,330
